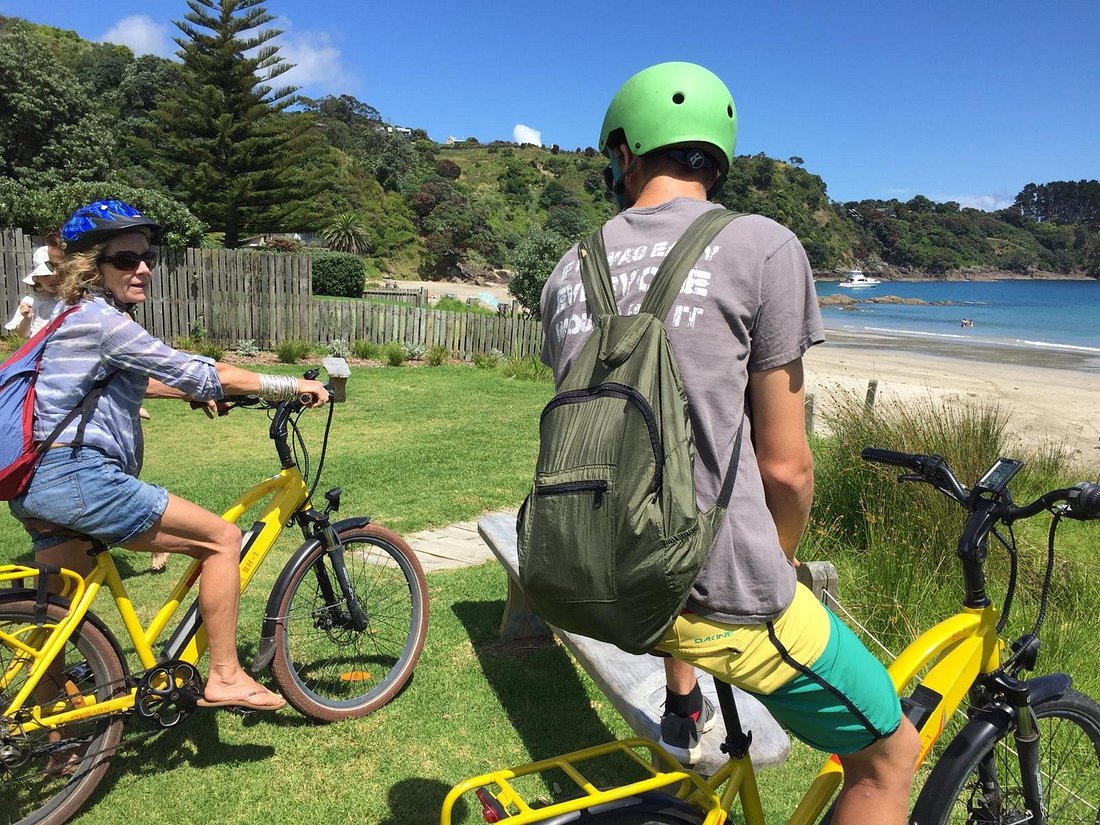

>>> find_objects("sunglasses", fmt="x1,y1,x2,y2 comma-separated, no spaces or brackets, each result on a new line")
97,250,158,271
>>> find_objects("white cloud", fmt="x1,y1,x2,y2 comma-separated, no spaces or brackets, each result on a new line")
513,124,542,146
261,17,354,95
99,15,172,57
939,194,1015,212
275,33,354,93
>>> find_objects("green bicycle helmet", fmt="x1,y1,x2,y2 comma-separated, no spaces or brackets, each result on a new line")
600,62,737,198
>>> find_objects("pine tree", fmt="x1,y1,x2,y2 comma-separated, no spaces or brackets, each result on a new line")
147,0,318,246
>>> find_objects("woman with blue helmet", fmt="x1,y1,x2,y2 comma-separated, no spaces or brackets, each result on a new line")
11,199,328,712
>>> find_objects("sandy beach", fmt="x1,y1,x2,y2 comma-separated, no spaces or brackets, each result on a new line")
804,329,1100,460
402,278,1099,461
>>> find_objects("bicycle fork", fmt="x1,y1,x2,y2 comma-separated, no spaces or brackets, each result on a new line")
978,673,1050,825
251,498,373,675
311,525,369,632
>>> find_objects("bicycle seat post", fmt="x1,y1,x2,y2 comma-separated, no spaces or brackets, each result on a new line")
714,677,753,759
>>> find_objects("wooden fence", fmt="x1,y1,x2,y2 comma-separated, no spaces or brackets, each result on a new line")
1,229,543,359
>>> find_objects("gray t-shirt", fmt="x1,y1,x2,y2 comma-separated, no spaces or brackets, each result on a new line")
540,198,824,624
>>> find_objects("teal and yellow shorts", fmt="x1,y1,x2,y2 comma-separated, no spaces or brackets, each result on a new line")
656,583,902,755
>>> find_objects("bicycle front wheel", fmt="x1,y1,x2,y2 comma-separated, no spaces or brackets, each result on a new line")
269,523,429,721
912,688,1100,824
0,597,128,825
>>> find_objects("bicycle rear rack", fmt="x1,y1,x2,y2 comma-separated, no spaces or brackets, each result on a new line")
440,737,724,824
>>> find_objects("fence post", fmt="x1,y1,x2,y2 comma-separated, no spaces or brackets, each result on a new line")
865,379,878,410
804,393,815,436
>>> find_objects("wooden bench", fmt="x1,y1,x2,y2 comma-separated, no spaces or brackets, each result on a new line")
477,512,838,775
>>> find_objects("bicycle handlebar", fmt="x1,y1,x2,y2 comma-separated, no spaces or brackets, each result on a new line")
861,447,1100,522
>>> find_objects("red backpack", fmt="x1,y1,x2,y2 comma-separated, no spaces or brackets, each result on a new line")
0,306,112,500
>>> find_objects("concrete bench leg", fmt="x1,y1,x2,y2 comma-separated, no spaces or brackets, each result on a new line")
500,578,549,641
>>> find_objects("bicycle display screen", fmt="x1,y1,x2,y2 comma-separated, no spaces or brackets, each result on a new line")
974,457,1024,495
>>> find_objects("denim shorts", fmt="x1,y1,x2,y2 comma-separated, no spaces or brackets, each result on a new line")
9,446,169,552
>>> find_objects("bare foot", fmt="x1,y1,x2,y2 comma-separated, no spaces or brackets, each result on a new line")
138,407,151,420
150,552,169,572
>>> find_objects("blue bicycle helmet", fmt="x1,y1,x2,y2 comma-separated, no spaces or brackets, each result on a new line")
61,200,161,253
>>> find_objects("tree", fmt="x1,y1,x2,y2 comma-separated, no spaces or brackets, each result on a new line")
147,0,320,246
1013,180,1100,224
508,227,569,318
0,178,204,246
320,212,371,254
0,23,115,187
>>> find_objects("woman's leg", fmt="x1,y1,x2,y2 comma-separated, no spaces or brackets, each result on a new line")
124,493,283,709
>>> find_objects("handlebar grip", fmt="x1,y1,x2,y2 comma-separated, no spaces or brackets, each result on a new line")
861,447,926,472
1067,482,1100,520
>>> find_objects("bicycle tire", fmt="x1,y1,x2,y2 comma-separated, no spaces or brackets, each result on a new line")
269,523,429,721
911,688,1100,824
0,596,128,825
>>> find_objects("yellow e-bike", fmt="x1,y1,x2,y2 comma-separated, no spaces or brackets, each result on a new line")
1,365,430,825
442,448,1100,825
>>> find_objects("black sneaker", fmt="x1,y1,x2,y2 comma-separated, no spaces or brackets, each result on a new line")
658,695,716,765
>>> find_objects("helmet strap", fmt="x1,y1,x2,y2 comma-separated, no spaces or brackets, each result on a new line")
607,152,639,210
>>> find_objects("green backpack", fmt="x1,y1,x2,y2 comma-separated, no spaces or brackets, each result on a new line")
517,208,745,654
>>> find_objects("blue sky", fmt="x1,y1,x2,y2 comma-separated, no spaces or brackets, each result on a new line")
6,0,1098,209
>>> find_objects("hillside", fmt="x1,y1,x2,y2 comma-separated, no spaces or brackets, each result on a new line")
1,12,1097,316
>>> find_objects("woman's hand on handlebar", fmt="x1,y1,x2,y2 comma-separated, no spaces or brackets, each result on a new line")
297,379,329,408
189,399,231,418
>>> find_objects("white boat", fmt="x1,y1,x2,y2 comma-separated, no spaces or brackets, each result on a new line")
837,270,882,288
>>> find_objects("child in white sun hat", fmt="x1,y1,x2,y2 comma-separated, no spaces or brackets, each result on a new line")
5,244,62,338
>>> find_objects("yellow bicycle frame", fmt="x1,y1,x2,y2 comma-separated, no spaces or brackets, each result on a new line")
440,603,1005,825
0,466,311,737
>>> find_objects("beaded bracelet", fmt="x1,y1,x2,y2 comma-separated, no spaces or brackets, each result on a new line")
258,373,299,402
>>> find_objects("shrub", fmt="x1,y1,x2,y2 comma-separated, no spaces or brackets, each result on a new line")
472,349,504,369
264,235,303,253
196,342,224,361
175,336,199,352
383,341,407,367
276,339,312,364
426,344,450,366
312,252,365,298
351,340,382,360
327,338,350,358
499,354,552,382
404,342,426,360
235,339,259,357
435,158,461,180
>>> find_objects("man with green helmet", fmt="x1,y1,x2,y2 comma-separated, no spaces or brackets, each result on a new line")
539,62,920,825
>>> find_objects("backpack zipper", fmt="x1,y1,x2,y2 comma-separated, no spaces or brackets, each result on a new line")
535,480,608,509
541,383,663,492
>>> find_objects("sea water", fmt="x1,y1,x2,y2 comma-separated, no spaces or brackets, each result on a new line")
815,280,1100,367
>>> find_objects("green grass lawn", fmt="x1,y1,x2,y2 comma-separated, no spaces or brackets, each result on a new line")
1,366,1097,824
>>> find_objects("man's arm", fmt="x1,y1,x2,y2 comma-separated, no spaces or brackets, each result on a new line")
747,358,814,562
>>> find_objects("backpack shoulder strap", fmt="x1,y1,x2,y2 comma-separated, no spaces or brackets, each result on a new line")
639,209,744,320
576,228,619,318
31,306,116,453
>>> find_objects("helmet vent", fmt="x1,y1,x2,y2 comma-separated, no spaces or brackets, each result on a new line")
672,92,685,104
727,105,734,118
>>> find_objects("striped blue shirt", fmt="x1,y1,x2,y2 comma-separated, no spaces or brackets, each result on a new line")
35,297,223,475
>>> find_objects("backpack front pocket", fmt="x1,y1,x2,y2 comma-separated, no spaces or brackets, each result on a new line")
519,466,616,604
